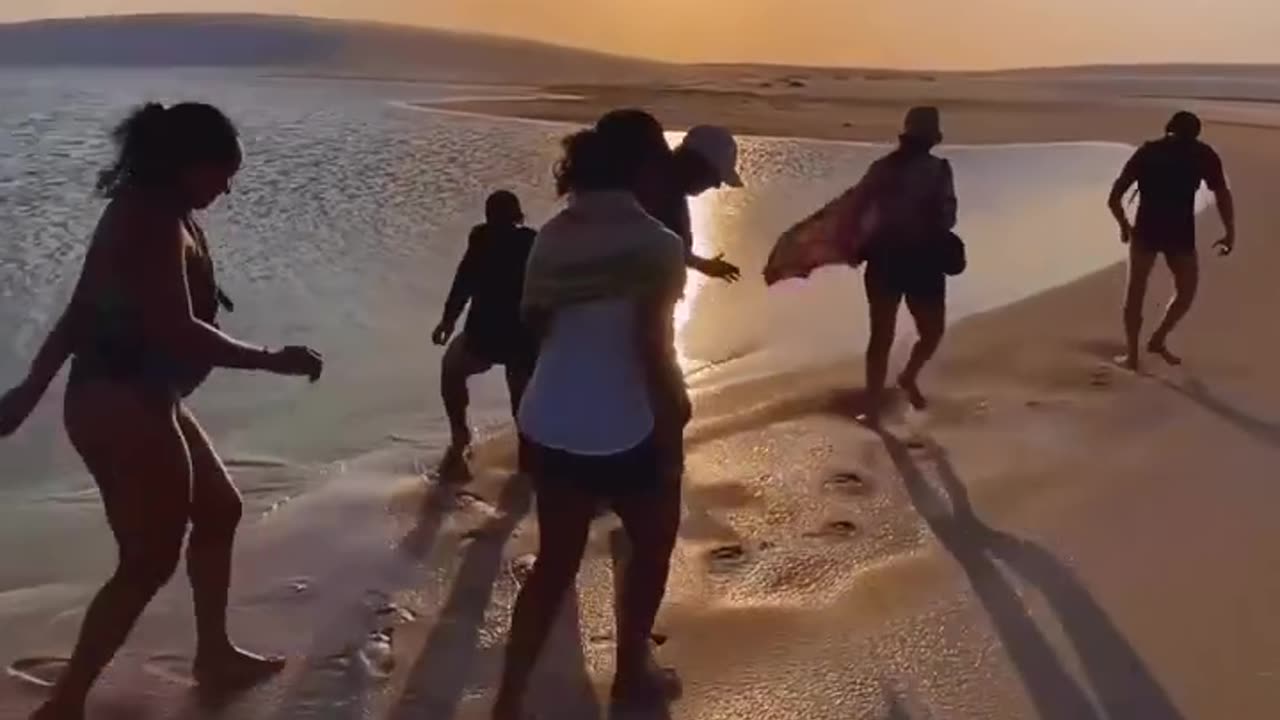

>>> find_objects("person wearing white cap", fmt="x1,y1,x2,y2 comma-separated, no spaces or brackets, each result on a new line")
647,124,745,282
593,111,744,282
665,122,747,280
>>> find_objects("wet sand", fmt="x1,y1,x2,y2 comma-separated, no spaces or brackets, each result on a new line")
421,77,1280,717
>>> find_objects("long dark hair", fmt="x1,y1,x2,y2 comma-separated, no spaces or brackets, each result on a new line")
97,102,242,198
554,108,668,196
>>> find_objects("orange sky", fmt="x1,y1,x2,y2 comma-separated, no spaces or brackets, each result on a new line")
6,1,1280,70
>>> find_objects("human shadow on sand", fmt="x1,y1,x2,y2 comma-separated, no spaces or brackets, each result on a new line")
1079,339,1280,449
1159,375,1280,449
879,433,1185,720
390,472,609,720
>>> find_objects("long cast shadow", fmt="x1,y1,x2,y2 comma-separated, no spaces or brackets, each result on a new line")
391,473,602,719
880,433,1185,720
1158,375,1280,449
263,474,463,720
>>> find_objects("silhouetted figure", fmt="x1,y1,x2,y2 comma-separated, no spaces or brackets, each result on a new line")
0,103,323,720
493,111,687,719
850,106,959,424
1108,111,1236,371
432,191,537,469
604,109,743,281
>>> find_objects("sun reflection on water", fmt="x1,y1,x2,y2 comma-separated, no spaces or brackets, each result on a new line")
665,132,725,373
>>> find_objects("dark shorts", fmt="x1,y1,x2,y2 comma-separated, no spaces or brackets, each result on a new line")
1134,221,1196,257
864,248,946,303
461,330,536,372
518,434,661,499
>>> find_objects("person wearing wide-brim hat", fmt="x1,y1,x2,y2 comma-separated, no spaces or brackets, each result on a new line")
848,105,959,424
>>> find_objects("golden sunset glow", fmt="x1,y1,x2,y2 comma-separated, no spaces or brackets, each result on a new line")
5,1,1280,69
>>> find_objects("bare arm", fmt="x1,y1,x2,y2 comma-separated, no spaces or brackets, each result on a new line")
671,200,739,283
133,214,292,372
438,234,478,331
939,159,958,231
0,297,78,436
634,291,688,431
1204,149,1236,253
23,303,75,393
1215,186,1236,240
1108,151,1141,241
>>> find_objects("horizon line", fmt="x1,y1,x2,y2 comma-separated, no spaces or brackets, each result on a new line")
4,11,1280,75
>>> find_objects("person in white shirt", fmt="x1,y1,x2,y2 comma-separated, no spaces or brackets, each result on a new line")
493,111,688,719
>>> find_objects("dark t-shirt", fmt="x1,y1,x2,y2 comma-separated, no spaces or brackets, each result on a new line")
1126,137,1226,237
443,223,536,363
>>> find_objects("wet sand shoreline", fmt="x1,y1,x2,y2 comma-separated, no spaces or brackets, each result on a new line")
7,71,1280,718
412,81,1280,717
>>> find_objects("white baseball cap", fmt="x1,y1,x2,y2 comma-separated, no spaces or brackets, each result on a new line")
681,125,743,188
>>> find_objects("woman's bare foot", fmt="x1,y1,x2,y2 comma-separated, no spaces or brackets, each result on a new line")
192,646,285,691
897,374,928,410
611,654,682,710
1147,339,1183,366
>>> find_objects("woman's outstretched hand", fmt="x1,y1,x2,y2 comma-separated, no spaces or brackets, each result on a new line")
266,346,324,382
0,381,44,437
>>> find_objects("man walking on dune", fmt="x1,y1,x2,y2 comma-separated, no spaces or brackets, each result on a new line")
1108,111,1236,371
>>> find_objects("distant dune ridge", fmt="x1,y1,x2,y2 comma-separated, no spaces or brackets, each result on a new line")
0,13,666,82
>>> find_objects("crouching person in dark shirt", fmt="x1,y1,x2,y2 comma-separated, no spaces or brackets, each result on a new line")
433,190,537,469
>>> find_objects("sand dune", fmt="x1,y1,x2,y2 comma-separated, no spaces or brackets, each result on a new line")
0,14,666,83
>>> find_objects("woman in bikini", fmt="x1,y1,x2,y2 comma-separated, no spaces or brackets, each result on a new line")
0,102,323,719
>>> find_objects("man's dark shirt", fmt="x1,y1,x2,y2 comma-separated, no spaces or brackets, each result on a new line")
1125,137,1226,242
442,223,536,363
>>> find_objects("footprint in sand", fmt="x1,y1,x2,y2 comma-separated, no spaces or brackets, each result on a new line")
708,544,748,572
510,553,537,583
826,471,874,496
7,657,67,688
589,632,667,648
141,653,198,688
804,520,859,540
375,602,417,626
455,491,500,518
1091,365,1114,388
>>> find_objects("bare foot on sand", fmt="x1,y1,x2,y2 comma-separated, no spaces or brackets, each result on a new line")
1147,340,1184,366
192,646,285,691
897,374,928,410
612,655,682,710
438,442,473,484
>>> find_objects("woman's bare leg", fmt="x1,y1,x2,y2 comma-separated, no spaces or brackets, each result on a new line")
898,293,947,410
864,273,902,424
610,462,682,704
492,477,595,720
177,407,284,688
34,385,191,719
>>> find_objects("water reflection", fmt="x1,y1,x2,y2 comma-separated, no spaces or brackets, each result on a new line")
675,184,719,371
668,140,1137,388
